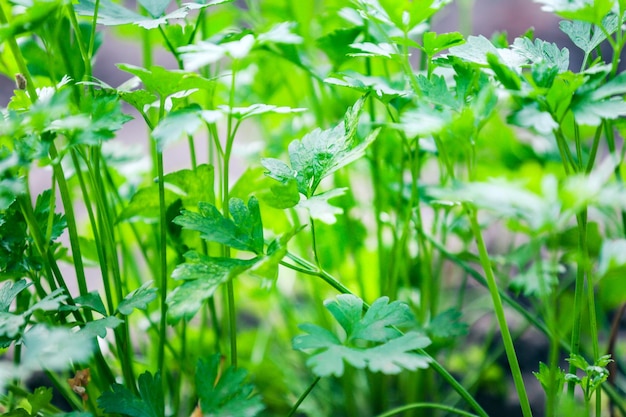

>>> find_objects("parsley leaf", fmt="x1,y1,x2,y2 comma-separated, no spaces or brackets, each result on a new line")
117,281,158,315
167,253,257,323
262,95,378,197
173,197,264,254
75,0,232,29
293,294,431,377
196,354,265,417
98,371,164,417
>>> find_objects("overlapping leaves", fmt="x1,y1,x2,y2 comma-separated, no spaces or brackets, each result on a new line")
75,0,232,29
293,294,431,377
167,196,298,322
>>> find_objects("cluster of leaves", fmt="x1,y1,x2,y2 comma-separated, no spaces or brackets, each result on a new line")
98,354,263,417
3,0,626,415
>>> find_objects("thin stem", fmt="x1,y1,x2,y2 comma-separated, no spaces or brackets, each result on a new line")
49,144,90,299
466,207,533,417
223,65,239,367
309,217,322,268
157,96,168,375
375,403,479,417
286,377,320,417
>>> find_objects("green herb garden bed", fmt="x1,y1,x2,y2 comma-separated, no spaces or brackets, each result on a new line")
2,0,626,416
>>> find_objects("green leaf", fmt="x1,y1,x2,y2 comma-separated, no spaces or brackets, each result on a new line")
173,197,263,254
348,42,398,58
262,96,377,196
297,188,347,224
509,103,558,134
152,106,222,151
119,164,215,222
0,152,26,210
0,312,25,339
171,252,257,282
27,288,67,313
535,0,614,25
0,0,61,43
196,355,265,417
559,16,617,54
167,252,257,323
217,104,306,121
138,0,170,18
572,97,626,126
74,292,108,316
325,71,410,102
293,294,430,377
117,282,158,315
417,74,461,109
426,309,469,340
317,27,363,68
21,325,94,371
511,37,569,72
75,0,232,29
178,35,256,70
509,260,563,297
117,64,215,98
448,35,525,68
27,387,54,415
598,239,626,278
79,316,124,339
98,371,164,417
250,228,302,280
533,362,565,399
422,31,465,56
397,106,450,137
0,280,31,312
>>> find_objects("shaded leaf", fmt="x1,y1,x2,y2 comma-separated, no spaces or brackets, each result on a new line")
98,371,164,417
167,253,257,323
196,355,264,417
426,308,469,340
119,164,215,222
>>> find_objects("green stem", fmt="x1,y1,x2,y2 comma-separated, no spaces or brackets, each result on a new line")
466,207,533,417
49,144,90,300
375,402,479,417
223,65,239,367
0,6,38,101
65,1,92,81
157,97,168,375
286,377,320,417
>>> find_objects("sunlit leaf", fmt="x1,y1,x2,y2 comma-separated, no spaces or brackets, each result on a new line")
174,197,264,254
